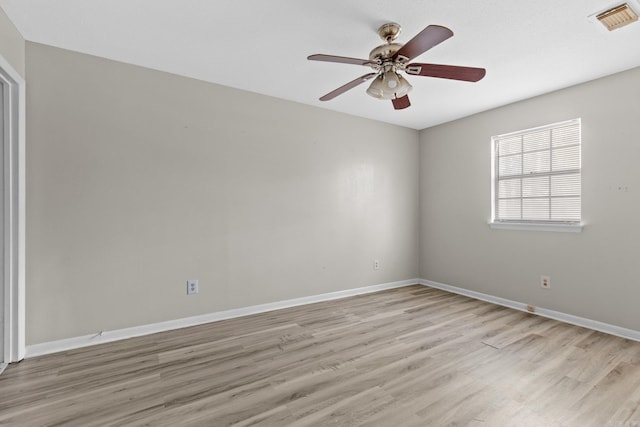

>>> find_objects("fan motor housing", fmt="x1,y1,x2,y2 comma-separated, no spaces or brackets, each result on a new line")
369,43,403,61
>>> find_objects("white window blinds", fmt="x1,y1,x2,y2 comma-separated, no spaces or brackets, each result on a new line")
493,119,581,224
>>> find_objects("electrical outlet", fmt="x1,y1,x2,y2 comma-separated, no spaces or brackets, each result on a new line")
374,260,380,270
187,279,199,295
540,275,551,289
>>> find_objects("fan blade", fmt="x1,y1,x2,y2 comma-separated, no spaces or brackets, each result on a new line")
319,73,377,101
392,95,411,110
308,54,373,66
405,63,486,82
393,25,454,63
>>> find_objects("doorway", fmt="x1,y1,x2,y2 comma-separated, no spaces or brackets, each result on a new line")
0,53,25,369
0,81,4,370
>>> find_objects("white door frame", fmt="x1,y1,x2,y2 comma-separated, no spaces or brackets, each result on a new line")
0,53,25,364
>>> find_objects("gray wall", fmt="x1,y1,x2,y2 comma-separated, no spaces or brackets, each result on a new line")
19,27,640,345
26,42,420,344
420,66,640,331
0,6,24,77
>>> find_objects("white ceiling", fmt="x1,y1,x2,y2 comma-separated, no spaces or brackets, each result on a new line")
2,0,640,130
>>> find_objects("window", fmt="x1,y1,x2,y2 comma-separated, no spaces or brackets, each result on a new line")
491,119,581,231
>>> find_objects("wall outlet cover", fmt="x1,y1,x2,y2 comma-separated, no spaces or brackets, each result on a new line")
540,276,551,289
187,279,199,295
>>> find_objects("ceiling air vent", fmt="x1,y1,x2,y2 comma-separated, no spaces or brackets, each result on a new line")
596,3,638,30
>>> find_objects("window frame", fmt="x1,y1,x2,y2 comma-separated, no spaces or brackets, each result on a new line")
490,119,583,233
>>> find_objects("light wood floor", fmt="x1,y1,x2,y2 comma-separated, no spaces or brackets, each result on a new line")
2,285,640,426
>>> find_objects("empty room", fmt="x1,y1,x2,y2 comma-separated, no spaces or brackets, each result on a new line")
1,1,640,425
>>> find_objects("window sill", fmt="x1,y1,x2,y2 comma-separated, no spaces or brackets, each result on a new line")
489,222,583,233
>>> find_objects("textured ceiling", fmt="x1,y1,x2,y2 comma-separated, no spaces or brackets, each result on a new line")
2,0,640,129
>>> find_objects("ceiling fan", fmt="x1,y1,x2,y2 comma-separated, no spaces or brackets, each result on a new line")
308,23,486,110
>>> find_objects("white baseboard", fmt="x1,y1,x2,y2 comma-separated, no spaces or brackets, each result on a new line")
419,279,640,343
25,277,640,359
25,278,419,358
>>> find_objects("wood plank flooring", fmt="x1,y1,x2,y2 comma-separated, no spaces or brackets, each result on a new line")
2,285,640,426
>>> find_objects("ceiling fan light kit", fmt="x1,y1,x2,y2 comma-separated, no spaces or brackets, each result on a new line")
308,22,486,110
365,68,413,100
